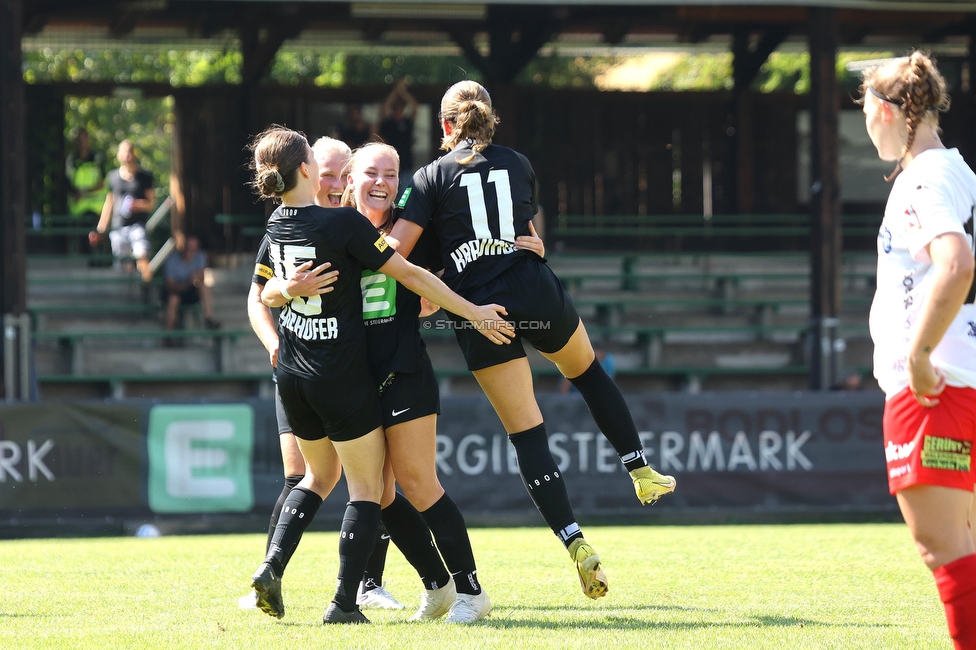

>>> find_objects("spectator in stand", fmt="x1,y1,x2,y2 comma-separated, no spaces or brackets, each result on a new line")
336,104,375,150
66,128,106,226
379,80,419,191
90,140,155,281
162,233,220,334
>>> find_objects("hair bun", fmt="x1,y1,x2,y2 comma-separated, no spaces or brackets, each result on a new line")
271,169,285,193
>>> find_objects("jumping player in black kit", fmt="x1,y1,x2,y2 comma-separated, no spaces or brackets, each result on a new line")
246,126,513,625
389,81,677,600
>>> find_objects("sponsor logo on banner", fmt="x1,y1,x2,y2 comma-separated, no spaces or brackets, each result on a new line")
432,429,813,477
147,404,254,513
0,439,55,483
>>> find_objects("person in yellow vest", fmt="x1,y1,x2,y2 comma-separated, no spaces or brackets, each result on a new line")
65,128,106,223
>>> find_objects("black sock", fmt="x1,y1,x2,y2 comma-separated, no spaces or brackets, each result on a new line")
361,521,391,591
266,474,305,555
382,493,451,591
509,423,583,548
265,486,321,577
569,359,648,472
333,501,381,612
421,493,481,595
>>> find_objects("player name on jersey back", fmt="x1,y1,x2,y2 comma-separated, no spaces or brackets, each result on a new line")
450,238,518,273
279,305,339,341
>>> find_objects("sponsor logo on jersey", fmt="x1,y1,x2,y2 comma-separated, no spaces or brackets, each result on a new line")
904,205,921,230
879,226,892,253
920,435,972,472
374,235,389,252
889,463,912,479
884,439,916,463
253,263,273,280
968,321,976,338
450,238,518,274
279,305,339,341
397,187,412,208
361,271,397,320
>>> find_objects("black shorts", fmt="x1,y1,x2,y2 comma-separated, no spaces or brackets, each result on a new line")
379,356,440,429
273,385,292,435
275,367,383,442
449,258,581,371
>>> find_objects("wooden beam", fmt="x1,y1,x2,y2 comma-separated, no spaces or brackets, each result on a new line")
240,22,301,87
808,7,842,391
108,10,140,38
0,0,26,317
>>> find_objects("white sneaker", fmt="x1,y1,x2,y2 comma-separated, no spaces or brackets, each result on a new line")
238,590,259,610
444,590,492,623
356,581,406,610
408,577,457,621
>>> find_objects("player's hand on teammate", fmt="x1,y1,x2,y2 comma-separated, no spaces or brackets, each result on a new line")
908,353,946,407
419,297,441,317
515,221,545,258
288,260,338,296
268,339,279,368
469,304,515,345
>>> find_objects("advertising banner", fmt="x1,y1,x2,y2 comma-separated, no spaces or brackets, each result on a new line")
0,403,143,513
0,391,893,525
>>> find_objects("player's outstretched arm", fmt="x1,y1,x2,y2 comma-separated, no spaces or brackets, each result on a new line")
387,219,424,259
379,253,514,345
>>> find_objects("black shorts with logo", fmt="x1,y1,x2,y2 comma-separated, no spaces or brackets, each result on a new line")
275,366,383,442
449,257,581,371
273,385,292,435
378,355,440,429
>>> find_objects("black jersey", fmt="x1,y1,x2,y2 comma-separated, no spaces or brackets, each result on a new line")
107,168,153,227
265,204,395,381
362,212,441,383
398,141,539,294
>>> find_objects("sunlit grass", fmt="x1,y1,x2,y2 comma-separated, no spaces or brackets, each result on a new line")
1,524,947,649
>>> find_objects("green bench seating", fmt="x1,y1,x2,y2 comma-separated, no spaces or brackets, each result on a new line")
551,213,882,238
34,328,254,375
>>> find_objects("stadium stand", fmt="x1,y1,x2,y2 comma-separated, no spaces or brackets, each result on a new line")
26,208,878,398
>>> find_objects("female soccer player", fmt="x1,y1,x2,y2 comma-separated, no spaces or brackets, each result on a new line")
861,52,976,648
329,142,538,621
242,137,406,612
247,126,512,624
388,81,676,600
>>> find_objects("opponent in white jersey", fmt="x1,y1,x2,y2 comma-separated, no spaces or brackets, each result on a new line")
862,52,976,649
870,146,976,398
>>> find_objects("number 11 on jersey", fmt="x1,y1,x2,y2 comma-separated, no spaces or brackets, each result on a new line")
460,170,515,242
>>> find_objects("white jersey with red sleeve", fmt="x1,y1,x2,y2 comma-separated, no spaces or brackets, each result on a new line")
869,147,976,399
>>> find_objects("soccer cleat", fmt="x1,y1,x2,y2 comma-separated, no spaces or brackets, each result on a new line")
568,538,608,600
251,562,285,619
408,577,457,621
323,602,371,625
631,466,677,505
238,590,259,610
444,590,492,623
356,581,406,610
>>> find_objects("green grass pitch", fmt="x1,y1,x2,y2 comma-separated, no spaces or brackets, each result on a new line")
0,524,949,649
